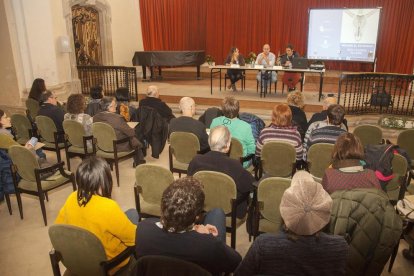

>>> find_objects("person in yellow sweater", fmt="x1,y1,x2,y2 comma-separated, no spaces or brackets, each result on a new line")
55,157,137,274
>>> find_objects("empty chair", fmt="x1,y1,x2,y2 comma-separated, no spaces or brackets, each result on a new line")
307,143,334,182
35,115,65,162
49,224,135,276
134,164,174,220
62,120,95,171
353,125,383,146
9,145,75,225
193,170,242,249
386,153,408,204
10,114,33,145
169,132,200,177
257,141,296,179
397,129,414,178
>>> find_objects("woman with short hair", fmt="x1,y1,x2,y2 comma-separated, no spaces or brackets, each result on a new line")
287,91,308,140
64,94,93,135
85,85,104,116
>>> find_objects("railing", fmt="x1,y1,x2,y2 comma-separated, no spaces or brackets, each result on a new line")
338,73,414,116
77,66,138,101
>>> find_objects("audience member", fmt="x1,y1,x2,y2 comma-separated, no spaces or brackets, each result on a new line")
169,97,209,153
38,91,65,140
64,94,93,135
225,47,245,92
115,87,137,122
135,177,241,275
28,78,46,102
93,97,145,165
139,85,175,122
305,104,347,156
255,44,276,90
308,96,348,130
322,132,381,194
85,85,104,116
255,104,303,161
55,157,138,274
280,44,301,91
187,126,254,218
287,91,308,140
235,171,348,275
210,97,255,167
198,107,223,128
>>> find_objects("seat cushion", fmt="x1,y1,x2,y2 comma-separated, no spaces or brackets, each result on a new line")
18,170,72,191
67,145,94,154
171,159,189,171
96,150,134,159
258,218,282,234
43,141,65,149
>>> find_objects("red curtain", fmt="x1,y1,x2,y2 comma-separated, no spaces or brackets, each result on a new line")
139,0,414,74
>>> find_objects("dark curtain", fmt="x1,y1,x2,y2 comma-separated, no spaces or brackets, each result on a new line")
139,0,414,74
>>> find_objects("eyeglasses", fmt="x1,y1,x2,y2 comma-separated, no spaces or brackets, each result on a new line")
49,96,58,100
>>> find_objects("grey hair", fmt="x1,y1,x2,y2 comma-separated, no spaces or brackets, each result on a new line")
146,85,159,97
209,126,231,152
179,97,195,112
323,96,337,108
100,97,115,111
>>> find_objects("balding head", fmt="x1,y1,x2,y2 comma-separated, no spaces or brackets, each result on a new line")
208,126,231,153
146,85,159,98
323,96,337,110
179,97,195,116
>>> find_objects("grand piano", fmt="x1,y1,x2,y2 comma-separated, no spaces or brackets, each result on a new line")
132,50,205,81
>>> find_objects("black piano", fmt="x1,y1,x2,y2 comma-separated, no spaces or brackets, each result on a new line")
132,50,205,81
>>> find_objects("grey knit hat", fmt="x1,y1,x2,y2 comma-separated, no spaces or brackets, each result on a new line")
280,171,332,235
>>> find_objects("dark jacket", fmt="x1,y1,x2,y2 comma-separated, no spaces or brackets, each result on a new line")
38,103,65,132
135,106,168,158
289,105,307,141
169,116,209,152
308,110,348,131
328,188,402,276
85,99,103,117
139,97,175,122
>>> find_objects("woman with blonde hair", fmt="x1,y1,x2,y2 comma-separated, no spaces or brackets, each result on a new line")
287,91,307,140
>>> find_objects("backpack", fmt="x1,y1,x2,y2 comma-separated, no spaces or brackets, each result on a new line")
239,112,265,142
364,144,395,189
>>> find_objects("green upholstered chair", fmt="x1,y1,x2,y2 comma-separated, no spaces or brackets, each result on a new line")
35,115,65,163
131,255,211,276
25,98,39,122
229,137,255,173
8,145,75,226
397,129,414,166
10,113,33,145
134,164,174,220
49,224,135,276
386,153,408,205
92,122,137,187
307,143,334,182
62,120,95,171
168,132,200,177
257,141,296,179
193,170,242,249
353,124,383,146
254,177,291,237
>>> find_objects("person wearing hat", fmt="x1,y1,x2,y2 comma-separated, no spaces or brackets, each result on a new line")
235,171,348,276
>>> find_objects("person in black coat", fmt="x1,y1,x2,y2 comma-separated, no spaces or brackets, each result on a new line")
38,91,65,142
139,85,175,122
287,91,307,141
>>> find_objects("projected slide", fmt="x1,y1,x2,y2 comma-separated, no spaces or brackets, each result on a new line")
307,8,381,62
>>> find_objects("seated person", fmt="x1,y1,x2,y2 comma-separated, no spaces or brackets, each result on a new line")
235,171,348,276
256,104,303,161
225,47,245,92
115,87,137,122
169,97,209,153
308,96,347,130
198,107,223,128
280,43,301,91
135,176,242,275
85,85,104,117
255,44,277,90
287,91,307,140
210,96,255,167
64,94,93,135
139,85,175,122
93,97,145,165
188,126,254,219
38,91,65,142
322,132,381,194
28,78,46,102
305,104,347,159
55,157,138,274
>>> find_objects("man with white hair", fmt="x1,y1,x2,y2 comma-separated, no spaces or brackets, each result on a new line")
169,97,209,152
139,85,175,122
187,126,254,219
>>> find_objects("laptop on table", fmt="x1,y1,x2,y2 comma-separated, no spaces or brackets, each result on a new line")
291,57,309,69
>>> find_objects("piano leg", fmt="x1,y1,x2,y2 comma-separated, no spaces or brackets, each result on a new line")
197,66,201,80
157,67,163,80
141,66,151,82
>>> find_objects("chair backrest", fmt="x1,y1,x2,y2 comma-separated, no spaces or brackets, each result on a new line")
135,164,174,205
8,145,39,182
193,171,236,214
0,134,19,149
229,137,244,161
170,132,200,163
258,177,291,230
307,143,334,179
35,115,57,143
132,255,212,276
11,114,32,142
63,120,87,148
26,98,39,120
261,141,296,177
92,122,117,152
353,125,383,146
397,129,414,162
49,224,107,276
386,153,408,192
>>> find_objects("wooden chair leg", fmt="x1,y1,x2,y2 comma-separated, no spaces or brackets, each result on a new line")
45,192,49,202
49,250,62,276
5,193,12,215
56,148,62,163
15,190,23,219
115,160,120,187
66,154,71,171
39,192,48,226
